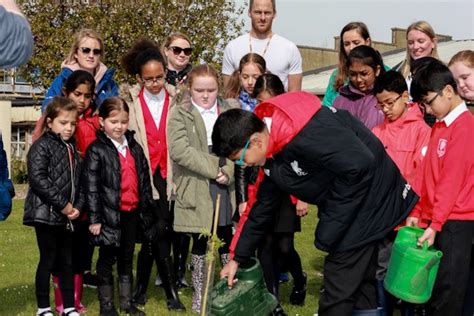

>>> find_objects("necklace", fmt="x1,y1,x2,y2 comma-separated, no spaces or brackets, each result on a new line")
249,33,273,57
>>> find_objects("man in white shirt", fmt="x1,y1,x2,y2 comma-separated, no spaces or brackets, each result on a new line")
222,0,302,92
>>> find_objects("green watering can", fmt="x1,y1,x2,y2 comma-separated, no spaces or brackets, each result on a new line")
384,226,443,304
209,257,278,316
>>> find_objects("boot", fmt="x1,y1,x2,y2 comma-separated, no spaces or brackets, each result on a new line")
191,254,206,313
290,272,307,306
158,257,186,312
53,276,64,314
118,275,145,315
98,278,118,316
132,246,153,306
352,308,383,315
220,253,231,267
173,233,190,288
73,274,87,313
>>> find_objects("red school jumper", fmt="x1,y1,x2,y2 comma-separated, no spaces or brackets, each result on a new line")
139,88,169,179
410,104,474,231
119,147,139,212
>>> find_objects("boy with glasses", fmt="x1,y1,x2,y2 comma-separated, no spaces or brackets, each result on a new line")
372,70,431,315
212,91,418,315
406,61,474,315
373,70,430,186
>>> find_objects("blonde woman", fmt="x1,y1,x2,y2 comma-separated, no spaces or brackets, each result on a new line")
398,21,439,81
42,28,118,111
163,32,193,87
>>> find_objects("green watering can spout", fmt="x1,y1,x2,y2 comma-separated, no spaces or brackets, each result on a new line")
410,242,443,295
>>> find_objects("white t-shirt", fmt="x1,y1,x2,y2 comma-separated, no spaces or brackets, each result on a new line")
222,33,302,91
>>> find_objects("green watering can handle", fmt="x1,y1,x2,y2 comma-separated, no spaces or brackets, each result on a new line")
422,240,429,251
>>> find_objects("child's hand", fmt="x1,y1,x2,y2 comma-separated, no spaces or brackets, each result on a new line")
216,170,229,185
68,208,80,220
238,202,247,216
296,200,308,217
417,227,437,247
405,216,419,227
89,224,101,236
61,203,73,216
220,259,240,289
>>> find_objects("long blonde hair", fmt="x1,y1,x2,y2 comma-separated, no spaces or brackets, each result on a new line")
401,21,439,77
66,28,105,64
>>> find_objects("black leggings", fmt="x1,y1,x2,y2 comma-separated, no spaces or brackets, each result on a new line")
191,225,233,256
71,220,93,273
96,211,137,284
35,224,74,309
258,232,305,298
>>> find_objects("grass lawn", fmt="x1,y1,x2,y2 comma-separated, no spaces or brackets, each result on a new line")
0,200,326,316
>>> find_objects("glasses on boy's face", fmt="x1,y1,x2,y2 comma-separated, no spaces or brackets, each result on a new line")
169,46,193,56
79,47,102,56
235,139,251,166
376,95,402,110
421,91,441,108
141,76,165,86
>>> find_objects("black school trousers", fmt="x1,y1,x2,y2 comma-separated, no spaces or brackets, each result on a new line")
318,242,379,316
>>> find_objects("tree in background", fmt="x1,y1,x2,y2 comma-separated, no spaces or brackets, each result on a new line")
18,0,245,89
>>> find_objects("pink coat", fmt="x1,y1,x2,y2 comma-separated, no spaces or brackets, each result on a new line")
372,103,430,189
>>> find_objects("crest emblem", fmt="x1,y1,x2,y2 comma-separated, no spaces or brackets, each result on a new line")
437,139,448,157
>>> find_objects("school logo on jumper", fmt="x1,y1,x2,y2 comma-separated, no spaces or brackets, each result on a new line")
291,160,307,176
437,139,448,157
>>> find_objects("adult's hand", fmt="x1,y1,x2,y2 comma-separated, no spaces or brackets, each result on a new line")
220,259,240,289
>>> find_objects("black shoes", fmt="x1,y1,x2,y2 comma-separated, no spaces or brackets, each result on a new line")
83,271,98,288
272,303,288,316
290,272,307,306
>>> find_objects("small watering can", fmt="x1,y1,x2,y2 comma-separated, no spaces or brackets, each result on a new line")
384,226,443,304
209,257,278,316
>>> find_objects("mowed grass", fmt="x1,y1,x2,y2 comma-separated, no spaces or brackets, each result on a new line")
0,200,326,316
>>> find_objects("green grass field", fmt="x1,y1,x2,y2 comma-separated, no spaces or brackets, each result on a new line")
0,200,326,316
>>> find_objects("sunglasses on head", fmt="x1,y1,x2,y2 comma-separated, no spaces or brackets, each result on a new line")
169,46,193,56
79,47,102,55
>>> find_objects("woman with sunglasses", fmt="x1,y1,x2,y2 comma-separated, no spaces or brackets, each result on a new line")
163,32,193,88
41,28,118,111
162,32,194,290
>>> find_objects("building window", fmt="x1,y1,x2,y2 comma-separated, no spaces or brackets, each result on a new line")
11,126,31,160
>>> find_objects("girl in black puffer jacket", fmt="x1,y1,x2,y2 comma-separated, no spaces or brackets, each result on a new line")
24,97,83,316
83,97,153,316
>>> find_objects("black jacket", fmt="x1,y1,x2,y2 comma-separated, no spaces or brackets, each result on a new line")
84,130,154,247
233,107,418,262
24,132,84,227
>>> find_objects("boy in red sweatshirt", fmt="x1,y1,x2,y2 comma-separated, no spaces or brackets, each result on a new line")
372,70,431,315
407,60,474,315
